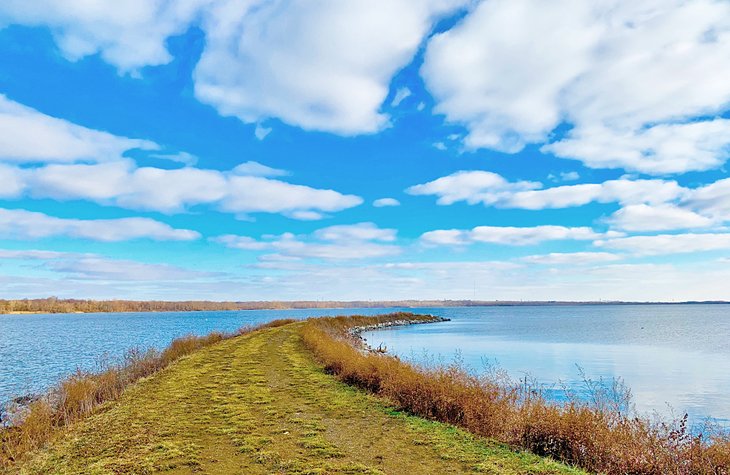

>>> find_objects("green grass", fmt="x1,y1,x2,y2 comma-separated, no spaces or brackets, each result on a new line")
13,323,587,474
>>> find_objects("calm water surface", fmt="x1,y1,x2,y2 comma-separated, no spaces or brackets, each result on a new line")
362,304,730,426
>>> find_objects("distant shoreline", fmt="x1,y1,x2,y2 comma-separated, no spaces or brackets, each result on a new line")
1,298,729,315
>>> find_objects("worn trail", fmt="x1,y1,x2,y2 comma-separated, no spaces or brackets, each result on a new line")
19,324,584,474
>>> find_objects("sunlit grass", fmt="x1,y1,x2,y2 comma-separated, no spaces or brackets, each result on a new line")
0,318,296,468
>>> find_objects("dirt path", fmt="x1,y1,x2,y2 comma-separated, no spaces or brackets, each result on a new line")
18,324,585,474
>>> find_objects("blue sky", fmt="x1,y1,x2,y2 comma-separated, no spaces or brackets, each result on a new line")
1,0,730,301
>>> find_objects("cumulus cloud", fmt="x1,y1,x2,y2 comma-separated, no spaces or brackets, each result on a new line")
220,175,362,218
254,124,272,141
407,171,730,232
0,95,156,163
408,171,686,209
0,98,352,220
1,1,468,135
545,120,730,175
214,222,400,260
0,208,199,242
231,161,287,177
391,87,412,107
0,0,207,72
148,151,198,166
421,225,618,246
422,0,598,152
194,0,467,134
607,204,715,232
373,198,401,207
0,163,24,198
422,0,730,174
596,233,730,256
313,222,396,242
5,158,360,218
548,171,580,182
684,178,730,222
406,170,540,205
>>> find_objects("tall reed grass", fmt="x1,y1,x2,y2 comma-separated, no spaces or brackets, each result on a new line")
0,318,296,468
301,313,730,475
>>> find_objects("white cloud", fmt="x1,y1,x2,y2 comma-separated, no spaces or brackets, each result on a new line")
231,161,287,177
407,170,540,205
408,171,686,210
5,159,360,217
548,171,580,182
544,120,730,175
214,222,400,260
607,204,714,232
596,233,730,256
0,248,212,281
194,0,467,134
0,163,24,198
0,249,80,260
0,0,207,72
391,87,412,107
211,235,270,251
0,95,156,163
684,178,730,222
221,175,362,217
313,222,396,242
47,257,209,281
508,179,687,210
1,1,468,135
254,124,272,141
433,142,447,151
421,0,730,174
520,252,621,265
421,225,618,246
373,197,401,207
287,210,325,221
422,0,599,152
148,151,198,166
0,208,199,242
270,238,400,260
408,171,730,232
27,160,228,212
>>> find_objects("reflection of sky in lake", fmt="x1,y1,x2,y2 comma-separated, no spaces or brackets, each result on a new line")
361,305,730,427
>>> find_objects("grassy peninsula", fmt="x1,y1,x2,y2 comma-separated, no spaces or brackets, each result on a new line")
4,313,728,474
4,316,582,474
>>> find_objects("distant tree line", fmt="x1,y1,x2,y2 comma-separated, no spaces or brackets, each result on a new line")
0,298,483,314
0,297,715,315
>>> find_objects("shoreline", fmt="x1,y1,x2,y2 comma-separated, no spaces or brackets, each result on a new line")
2,300,729,316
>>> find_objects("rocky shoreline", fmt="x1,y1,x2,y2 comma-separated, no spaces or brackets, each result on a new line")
347,315,450,353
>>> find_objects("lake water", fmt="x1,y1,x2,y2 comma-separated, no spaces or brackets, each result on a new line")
0,307,399,406
2,305,729,428
362,304,730,427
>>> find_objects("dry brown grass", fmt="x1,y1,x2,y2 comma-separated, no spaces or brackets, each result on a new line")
302,313,730,475
0,317,296,469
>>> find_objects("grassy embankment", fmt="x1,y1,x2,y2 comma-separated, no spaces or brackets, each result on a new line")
4,312,728,474
3,314,584,474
